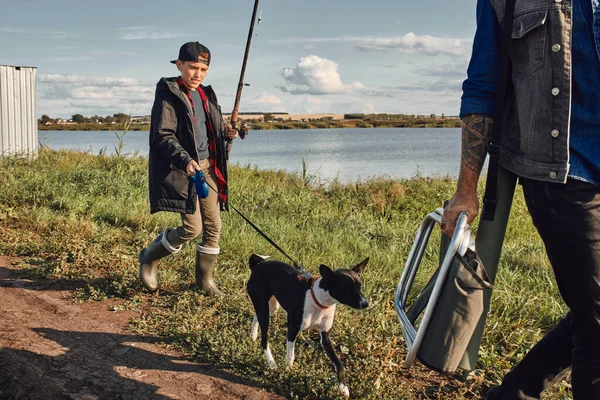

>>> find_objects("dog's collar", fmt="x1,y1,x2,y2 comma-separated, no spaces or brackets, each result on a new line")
310,277,330,310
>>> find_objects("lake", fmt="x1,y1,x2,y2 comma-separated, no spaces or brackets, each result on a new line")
39,128,462,183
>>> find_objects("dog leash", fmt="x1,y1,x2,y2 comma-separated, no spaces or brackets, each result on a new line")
229,202,300,266
200,176,313,279
228,202,314,279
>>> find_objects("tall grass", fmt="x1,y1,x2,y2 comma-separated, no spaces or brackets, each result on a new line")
0,149,570,399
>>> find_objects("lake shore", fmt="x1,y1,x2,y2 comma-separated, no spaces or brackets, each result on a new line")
39,117,461,131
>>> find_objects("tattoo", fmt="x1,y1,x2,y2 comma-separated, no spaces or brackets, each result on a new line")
461,114,494,174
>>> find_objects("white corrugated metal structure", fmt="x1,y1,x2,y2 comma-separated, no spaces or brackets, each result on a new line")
0,65,38,158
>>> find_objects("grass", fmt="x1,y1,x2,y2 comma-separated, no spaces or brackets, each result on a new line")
0,149,571,399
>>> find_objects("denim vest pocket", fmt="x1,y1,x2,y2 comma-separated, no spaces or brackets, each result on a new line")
510,10,548,80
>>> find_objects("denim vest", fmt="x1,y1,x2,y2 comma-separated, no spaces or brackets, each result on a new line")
490,0,572,183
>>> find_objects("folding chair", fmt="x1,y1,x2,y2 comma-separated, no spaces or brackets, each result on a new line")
395,208,492,372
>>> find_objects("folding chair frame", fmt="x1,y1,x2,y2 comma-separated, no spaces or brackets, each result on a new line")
394,208,470,367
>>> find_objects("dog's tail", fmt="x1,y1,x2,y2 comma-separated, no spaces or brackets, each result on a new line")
249,254,270,269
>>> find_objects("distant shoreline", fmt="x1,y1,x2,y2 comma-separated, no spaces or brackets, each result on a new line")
39,117,461,131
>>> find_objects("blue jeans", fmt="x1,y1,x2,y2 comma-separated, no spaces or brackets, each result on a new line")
487,179,600,399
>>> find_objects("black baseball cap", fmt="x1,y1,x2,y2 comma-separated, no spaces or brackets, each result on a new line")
170,42,211,65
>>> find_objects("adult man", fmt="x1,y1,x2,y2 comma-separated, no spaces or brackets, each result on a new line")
441,0,600,398
138,41,238,296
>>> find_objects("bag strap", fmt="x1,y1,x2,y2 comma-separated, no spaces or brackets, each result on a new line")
455,248,494,290
482,0,516,221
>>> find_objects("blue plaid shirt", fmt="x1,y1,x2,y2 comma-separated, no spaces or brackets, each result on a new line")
461,0,600,186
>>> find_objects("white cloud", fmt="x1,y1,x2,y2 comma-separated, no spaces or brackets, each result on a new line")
253,92,282,104
245,92,286,112
38,73,154,118
279,55,364,95
117,27,184,40
270,33,470,57
71,87,116,100
356,33,467,56
40,74,139,86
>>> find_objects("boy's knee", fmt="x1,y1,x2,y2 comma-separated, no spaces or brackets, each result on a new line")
170,226,202,246
184,225,203,241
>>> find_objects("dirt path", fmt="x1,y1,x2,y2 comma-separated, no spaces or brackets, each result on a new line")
0,256,283,400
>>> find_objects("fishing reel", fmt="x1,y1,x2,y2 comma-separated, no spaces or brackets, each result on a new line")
239,122,249,139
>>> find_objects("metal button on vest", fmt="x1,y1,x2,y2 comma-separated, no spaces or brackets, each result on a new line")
551,129,560,138
549,171,557,179
552,44,561,52
552,87,560,96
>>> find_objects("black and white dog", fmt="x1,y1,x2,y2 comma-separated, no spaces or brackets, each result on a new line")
246,254,369,397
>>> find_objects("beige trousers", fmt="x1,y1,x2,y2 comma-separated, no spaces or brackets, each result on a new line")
167,158,221,250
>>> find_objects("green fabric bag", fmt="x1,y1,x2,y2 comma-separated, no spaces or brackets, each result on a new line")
407,247,493,373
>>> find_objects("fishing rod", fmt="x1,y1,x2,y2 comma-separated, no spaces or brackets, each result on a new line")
219,1,311,269
228,0,260,146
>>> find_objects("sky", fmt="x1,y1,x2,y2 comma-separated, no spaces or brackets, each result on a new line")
1,0,478,119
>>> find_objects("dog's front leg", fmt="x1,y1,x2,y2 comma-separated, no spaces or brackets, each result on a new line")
319,331,349,397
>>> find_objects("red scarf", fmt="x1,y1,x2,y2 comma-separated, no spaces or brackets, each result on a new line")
177,78,228,204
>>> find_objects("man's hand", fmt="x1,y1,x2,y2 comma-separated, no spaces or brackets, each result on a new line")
186,159,201,176
441,177,480,236
225,124,238,140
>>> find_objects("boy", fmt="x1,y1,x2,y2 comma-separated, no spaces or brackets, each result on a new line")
139,41,237,295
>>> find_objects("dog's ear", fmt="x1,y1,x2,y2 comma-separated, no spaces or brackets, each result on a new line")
319,264,335,280
352,257,369,275
249,254,269,269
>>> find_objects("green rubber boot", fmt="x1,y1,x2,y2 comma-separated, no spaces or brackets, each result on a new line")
195,245,224,296
138,229,182,292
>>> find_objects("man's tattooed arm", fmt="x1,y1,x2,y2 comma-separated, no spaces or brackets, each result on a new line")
461,114,494,175
440,114,495,235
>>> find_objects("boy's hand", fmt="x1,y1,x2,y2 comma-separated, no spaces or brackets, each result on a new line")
225,124,238,140
186,160,200,176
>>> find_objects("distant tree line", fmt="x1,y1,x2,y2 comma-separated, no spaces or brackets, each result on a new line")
241,113,336,123
38,113,136,125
